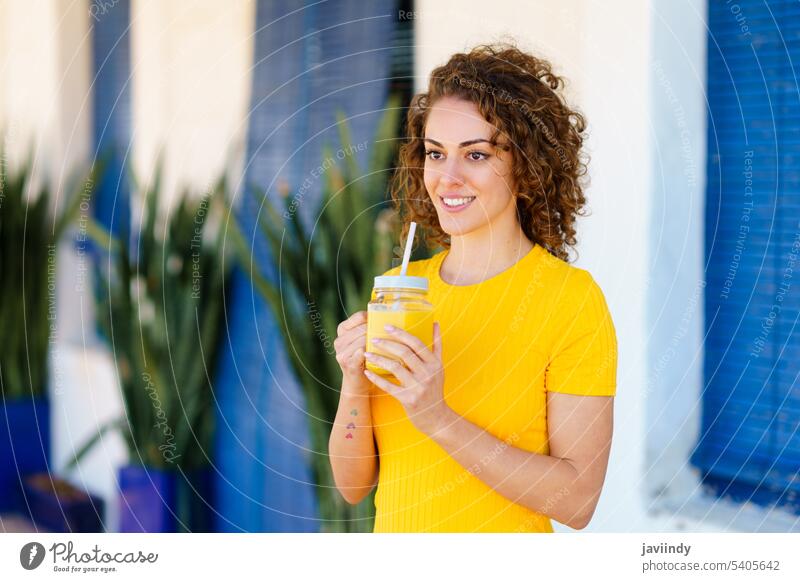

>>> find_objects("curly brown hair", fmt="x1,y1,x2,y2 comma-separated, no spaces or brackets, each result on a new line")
389,42,589,263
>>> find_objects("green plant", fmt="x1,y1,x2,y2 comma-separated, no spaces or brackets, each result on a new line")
224,95,432,532
0,150,101,400
68,171,231,472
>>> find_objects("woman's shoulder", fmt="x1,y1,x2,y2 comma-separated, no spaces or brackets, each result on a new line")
532,249,609,308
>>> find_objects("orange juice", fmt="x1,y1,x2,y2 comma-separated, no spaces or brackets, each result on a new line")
366,275,433,378
366,309,434,375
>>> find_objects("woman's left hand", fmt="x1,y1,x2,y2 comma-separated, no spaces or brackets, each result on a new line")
364,322,455,436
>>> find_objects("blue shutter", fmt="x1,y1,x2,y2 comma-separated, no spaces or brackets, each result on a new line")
214,0,399,532
90,0,132,238
692,0,800,514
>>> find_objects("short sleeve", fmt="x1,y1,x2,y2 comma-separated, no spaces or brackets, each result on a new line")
545,271,617,396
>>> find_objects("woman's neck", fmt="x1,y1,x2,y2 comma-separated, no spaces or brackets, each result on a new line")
441,224,534,286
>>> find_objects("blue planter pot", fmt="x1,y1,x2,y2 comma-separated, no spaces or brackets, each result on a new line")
0,397,50,513
118,465,214,532
23,474,105,532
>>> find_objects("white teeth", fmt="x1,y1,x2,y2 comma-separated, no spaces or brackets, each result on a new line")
442,197,475,207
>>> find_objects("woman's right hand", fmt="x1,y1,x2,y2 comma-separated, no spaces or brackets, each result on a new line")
334,311,370,388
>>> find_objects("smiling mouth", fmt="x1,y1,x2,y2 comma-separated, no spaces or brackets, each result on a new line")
439,196,476,210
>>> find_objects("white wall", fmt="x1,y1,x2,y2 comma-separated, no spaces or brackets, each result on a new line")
131,0,255,208
414,1,585,102
647,0,709,519
575,0,652,532
1,0,57,181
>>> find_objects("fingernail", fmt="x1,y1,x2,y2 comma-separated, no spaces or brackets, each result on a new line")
364,352,374,359
384,324,396,332
371,338,381,344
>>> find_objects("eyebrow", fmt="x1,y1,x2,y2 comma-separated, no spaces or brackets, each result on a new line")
423,138,495,148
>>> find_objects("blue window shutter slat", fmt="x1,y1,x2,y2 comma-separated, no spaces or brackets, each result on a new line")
693,0,800,514
91,0,132,239
214,0,403,532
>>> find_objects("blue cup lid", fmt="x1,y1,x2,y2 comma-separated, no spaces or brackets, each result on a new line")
374,275,429,292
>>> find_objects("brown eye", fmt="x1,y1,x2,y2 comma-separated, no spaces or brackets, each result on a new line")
425,149,443,160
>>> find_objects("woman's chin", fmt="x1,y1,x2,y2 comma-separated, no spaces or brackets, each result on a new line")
437,219,480,238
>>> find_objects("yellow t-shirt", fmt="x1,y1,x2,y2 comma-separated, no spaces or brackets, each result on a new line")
369,243,617,532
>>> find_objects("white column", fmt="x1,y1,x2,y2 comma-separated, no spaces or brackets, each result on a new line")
646,0,709,522
0,0,59,179
577,0,653,532
130,0,255,211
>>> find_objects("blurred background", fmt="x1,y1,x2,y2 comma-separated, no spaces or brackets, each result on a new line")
0,0,798,533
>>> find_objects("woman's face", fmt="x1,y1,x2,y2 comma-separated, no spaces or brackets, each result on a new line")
423,96,517,240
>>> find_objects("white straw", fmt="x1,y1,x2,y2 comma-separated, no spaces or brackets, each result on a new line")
400,221,417,276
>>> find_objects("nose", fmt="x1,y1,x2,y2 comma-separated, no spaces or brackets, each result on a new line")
438,156,465,188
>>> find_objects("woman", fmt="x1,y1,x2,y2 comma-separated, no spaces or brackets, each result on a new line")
329,43,617,532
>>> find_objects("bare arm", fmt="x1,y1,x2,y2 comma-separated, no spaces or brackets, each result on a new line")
328,311,379,505
328,376,378,505
429,392,614,529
